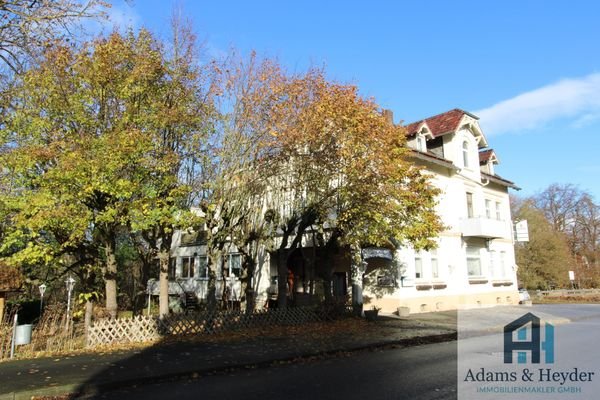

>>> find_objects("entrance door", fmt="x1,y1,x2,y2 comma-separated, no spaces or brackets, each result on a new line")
332,272,347,298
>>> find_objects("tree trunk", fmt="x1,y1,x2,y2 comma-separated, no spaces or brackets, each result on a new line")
244,258,256,314
158,250,170,317
350,244,364,317
277,249,288,308
132,259,150,315
104,238,118,319
0,294,5,324
206,249,218,312
84,300,93,333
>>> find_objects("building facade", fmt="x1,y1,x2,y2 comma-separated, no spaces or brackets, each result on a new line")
363,109,520,313
149,108,521,314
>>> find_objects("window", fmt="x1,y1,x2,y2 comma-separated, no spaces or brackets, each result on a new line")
466,192,474,218
466,246,482,277
416,135,426,152
168,257,177,279
227,253,242,278
428,136,444,158
462,140,469,168
415,255,423,279
181,256,195,278
431,249,439,279
495,201,501,220
500,251,507,277
197,256,208,279
489,250,497,278
485,199,491,218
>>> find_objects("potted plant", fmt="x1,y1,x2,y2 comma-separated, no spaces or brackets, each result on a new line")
364,306,381,321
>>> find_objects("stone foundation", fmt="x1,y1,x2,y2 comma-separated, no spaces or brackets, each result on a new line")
365,290,520,314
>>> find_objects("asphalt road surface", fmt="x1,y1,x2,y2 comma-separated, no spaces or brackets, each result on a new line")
88,340,458,400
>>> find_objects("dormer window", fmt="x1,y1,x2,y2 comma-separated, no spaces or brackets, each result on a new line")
479,149,499,175
462,141,470,168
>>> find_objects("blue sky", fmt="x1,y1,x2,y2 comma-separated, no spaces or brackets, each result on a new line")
103,0,600,200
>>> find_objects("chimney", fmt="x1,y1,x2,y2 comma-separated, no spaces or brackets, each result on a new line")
382,109,394,125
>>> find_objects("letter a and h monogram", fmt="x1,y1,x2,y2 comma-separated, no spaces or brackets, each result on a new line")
504,312,554,364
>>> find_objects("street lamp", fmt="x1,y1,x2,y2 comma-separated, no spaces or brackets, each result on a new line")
38,283,47,316
65,276,76,330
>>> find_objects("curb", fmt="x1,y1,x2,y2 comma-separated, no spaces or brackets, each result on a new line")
4,332,457,399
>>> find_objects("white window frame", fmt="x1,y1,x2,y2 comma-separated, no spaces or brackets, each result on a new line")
415,254,423,279
489,250,497,278
466,192,474,218
226,253,242,278
495,201,502,220
500,251,507,277
485,199,491,219
462,140,470,168
416,134,427,152
466,246,482,277
431,249,439,279
181,256,195,278
197,256,208,279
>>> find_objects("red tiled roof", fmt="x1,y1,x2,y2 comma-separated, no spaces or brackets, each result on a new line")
405,108,478,137
479,149,495,164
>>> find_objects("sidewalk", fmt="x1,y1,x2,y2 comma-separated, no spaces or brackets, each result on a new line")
0,312,457,399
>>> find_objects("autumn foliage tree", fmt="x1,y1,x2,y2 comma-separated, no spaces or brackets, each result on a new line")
0,28,213,317
1,23,443,316
0,0,107,74
255,69,443,307
512,198,573,289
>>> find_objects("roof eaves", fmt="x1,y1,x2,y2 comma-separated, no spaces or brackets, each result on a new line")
409,149,459,171
482,172,520,190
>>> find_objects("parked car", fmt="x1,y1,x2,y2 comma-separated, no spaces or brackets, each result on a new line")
518,288,531,303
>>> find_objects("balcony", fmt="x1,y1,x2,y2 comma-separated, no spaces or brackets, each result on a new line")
460,216,510,239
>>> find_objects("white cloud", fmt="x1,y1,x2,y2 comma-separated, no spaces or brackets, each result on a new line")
106,3,141,31
475,73,600,135
82,1,141,36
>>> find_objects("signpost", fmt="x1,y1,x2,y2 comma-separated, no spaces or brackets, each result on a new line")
569,270,575,289
65,275,76,331
38,283,47,316
514,220,529,242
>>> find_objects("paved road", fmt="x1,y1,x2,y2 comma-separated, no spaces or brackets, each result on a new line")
88,341,458,400
457,310,600,400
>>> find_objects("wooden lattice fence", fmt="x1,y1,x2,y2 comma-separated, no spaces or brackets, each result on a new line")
87,307,336,348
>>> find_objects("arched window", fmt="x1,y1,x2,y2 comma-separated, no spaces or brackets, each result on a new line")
462,140,469,168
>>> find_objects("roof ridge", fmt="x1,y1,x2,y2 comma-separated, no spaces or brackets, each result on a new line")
405,108,462,126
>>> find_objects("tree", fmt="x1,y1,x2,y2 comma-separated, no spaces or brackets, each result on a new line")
0,28,214,317
259,69,444,308
512,197,573,289
196,52,284,312
127,17,216,317
0,0,107,74
532,184,600,286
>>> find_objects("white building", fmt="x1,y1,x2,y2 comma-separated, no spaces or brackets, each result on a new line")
151,108,520,314
364,109,520,313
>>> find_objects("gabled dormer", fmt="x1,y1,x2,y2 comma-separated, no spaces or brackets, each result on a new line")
479,149,499,176
409,122,434,152
405,109,488,172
